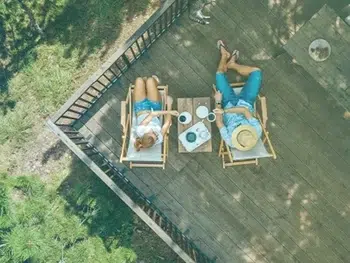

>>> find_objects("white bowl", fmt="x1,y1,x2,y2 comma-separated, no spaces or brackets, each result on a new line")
178,111,192,124
199,130,210,140
196,106,209,119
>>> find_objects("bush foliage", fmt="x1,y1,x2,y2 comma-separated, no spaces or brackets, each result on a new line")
0,173,137,263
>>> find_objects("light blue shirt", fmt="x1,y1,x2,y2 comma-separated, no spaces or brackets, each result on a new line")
219,100,262,148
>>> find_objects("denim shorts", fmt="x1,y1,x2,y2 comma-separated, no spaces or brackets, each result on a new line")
216,70,262,107
134,98,162,114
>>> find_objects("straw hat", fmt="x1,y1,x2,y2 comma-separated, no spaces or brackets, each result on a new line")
231,125,259,151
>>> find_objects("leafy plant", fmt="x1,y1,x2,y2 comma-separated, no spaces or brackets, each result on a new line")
0,174,138,263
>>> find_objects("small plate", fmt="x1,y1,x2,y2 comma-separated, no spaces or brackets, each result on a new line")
178,111,192,125
196,106,209,119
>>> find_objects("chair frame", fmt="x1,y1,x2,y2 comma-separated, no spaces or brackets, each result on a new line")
216,82,277,168
120,84,170,169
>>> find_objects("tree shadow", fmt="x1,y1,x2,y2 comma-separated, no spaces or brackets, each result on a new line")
44,0,159,65
58,158,135,250
57,156,179,262
41,140,68,165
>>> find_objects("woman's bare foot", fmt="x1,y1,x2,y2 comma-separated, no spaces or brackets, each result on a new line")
152,75,160,85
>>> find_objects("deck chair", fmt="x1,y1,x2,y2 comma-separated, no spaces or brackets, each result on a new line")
215,82,277,168
120,84,169,169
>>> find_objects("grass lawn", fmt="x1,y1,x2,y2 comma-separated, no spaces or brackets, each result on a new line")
0,0,181,262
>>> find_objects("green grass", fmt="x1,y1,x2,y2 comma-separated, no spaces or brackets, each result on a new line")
0,44,83,144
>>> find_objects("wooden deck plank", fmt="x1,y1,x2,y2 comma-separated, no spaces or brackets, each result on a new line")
264,55,350,186
154,173,230,262
192,145,334,263
183,161,305,263
196,127,349,263
260,64,350,250
263,71,350,195
164,171,259,263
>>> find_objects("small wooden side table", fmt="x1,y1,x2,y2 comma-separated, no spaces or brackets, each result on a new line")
177,97,212,153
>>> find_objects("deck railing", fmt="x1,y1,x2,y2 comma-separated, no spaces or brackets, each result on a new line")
48,0,216,262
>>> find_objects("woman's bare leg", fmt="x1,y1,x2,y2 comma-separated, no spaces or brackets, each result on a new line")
133,77,146,102
146,76,161,102
227,56,260,76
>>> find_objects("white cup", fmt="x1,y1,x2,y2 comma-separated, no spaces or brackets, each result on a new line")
178,111,192,124
206,112,216,122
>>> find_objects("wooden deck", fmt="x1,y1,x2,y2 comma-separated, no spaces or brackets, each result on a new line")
73,1,350,262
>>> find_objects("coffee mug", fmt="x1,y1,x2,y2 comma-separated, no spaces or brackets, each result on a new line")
206,112,216,122
178,111,192,125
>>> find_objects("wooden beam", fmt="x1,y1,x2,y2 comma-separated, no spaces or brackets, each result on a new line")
46,119,195,263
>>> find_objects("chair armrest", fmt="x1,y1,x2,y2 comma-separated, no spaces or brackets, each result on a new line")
259,96,268,128
121,101,127,133
230,82,245,87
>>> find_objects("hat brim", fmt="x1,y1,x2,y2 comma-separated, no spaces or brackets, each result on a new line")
231,125,259,151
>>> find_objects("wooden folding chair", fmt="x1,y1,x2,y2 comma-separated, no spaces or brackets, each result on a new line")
215,82,277,168
120,84,169,169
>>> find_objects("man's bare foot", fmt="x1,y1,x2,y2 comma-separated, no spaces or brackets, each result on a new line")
217,40,230,59
227,50,239,66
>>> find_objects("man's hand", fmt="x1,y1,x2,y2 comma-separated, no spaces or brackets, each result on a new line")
213,108,224,114
214,90,222,103
169,110,179,117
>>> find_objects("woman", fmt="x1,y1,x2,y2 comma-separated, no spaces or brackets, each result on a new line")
133,76,178,151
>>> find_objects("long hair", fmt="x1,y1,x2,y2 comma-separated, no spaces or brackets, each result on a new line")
134,134,155,151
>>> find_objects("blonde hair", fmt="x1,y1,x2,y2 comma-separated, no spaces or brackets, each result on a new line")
134,134,155,151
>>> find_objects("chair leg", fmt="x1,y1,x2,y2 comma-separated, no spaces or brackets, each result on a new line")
219,140,223,157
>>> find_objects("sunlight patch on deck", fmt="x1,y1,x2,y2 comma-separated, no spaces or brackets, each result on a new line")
283,183,299,207
183,40,192,47
267,0,281,9
231,191,242,202
299,210,312,231
251,50,272,61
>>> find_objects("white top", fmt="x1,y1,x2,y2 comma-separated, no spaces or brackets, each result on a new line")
135,113,163,145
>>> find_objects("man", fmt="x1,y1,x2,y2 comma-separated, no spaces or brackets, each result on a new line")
213,40,262,151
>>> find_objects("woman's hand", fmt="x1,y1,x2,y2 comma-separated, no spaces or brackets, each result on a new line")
213,108,224,114
214,90,222,103
150,111,160,117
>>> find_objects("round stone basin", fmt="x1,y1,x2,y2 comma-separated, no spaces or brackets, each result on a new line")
308,39,331,62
